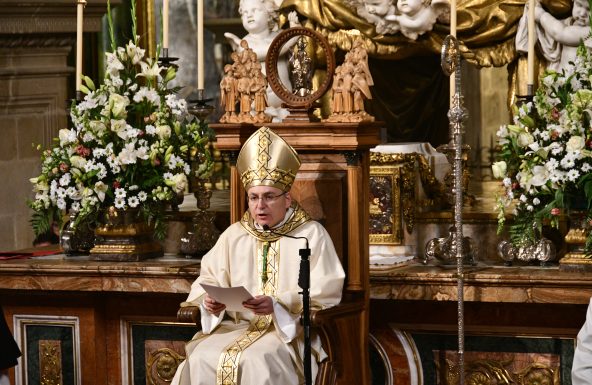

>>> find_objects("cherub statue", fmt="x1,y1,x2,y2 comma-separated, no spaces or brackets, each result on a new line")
385,0,450,40
224,0,302,121
516,0,591,72
345,0,449,39
325,39,375,122
354,0,398,34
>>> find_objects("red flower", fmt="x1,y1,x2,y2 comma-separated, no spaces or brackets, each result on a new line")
113,181,120,189
76,145,91,157
551,208,561,216
59,163,69,172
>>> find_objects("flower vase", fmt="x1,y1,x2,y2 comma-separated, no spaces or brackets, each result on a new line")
179,179,220,258
559,209,592,271
89,206,163,261
60,212,95,255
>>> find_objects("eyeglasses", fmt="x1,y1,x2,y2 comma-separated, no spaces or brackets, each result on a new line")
248,192,287,205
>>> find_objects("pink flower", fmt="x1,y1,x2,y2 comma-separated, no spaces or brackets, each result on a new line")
551,208,561,216
76,145,91,157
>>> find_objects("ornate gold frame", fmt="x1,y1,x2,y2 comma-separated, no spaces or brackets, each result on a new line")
369,163,402,245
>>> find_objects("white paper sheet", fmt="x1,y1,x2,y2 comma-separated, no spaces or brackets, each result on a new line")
199,283,254,312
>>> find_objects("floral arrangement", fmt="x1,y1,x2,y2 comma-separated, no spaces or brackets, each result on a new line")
28,2,213,239
493,42,592,251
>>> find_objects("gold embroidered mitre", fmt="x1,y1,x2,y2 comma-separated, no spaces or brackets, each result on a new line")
236,127,301,192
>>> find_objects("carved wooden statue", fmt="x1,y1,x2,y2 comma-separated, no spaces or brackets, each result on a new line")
219,64,238,123
219,40,271,124
326,39,375,123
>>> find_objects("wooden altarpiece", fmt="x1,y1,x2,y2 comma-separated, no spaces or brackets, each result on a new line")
212,121,381,385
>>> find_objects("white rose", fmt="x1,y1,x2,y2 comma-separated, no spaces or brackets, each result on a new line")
109,94,129,119
69,155,87,169
59,128,77,146
171,173,188,193
566,135,585,152
89,120,107,135
517,132,534,148
155,125,171,140
111,119,128,140
491,161,507,179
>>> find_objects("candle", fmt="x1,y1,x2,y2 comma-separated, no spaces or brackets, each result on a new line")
449,0,457,106
197,0,204,89
163,0,169,49
75,0,87,92
527,0,536,91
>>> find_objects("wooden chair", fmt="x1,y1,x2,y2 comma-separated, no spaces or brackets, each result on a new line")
177,299,365,385
178,122,380,385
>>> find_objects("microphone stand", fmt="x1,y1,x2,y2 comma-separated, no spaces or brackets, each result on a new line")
263,225,312,385
299,240,312,385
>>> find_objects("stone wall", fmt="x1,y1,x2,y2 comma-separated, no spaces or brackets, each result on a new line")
0,0,111,251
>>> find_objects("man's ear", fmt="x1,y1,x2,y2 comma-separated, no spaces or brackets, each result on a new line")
285,192,293,208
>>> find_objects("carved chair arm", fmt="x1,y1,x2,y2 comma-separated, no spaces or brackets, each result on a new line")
177,305,201,325
179,301,363,328
310,301,364,327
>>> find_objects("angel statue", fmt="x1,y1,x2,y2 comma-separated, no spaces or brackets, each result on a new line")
224,0,302,122
344,0,449,39
516,0,591,72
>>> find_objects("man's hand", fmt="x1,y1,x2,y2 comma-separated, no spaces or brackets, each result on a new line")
203,294,226,316
243,295,273,316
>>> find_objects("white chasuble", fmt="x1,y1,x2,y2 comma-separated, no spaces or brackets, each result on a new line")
172,204,345,385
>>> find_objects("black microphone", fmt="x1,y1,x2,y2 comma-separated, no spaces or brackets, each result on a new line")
262,224,310,250
262,224,313,385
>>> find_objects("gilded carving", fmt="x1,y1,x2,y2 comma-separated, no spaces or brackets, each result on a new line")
369,166,402,244
39,340,63,385
282,0,525,68
516,363,559,385
435,356,559,385
370,151,447,238
147,348,185,385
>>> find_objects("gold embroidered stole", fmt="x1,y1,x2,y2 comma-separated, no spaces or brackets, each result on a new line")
215,240,280,385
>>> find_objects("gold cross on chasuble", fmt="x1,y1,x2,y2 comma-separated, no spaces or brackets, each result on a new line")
215,240,280,385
